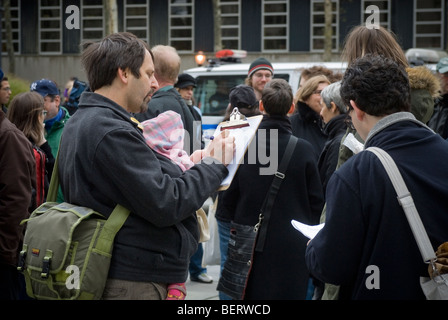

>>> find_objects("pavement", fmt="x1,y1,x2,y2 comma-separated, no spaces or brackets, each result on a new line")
183,197,221,300
185,264,221,300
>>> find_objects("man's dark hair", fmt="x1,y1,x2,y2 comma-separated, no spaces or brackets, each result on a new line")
81,32,152,92
261,78,293,116
340,54,411,117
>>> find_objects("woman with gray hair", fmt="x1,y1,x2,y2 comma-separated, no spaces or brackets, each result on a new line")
317,81,348,195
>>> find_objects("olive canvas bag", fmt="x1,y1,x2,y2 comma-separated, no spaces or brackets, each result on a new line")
18,154,130,300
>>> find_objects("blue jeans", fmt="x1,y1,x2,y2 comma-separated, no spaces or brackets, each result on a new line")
217,219,232,300
189,243,207,279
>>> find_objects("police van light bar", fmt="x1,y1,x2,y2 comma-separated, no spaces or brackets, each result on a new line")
215,49,247,59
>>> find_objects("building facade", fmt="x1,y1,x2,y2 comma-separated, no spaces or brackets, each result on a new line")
1,0,447,87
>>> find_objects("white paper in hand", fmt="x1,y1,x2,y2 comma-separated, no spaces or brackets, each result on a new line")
291,220,324,240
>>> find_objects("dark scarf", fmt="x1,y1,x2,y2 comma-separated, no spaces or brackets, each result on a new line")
259,114,293,134
322,114,347,138
297,101,321,124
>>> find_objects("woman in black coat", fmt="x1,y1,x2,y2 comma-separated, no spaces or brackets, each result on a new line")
290,75,330,161
316,81,348,195
220,79,324,300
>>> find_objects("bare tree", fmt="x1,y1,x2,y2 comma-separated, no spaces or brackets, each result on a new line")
4,0,15,74
212,0,222,52
323,0,333,62
104,0,118,35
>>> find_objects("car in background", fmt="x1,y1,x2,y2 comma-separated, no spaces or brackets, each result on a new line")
405,48,447,71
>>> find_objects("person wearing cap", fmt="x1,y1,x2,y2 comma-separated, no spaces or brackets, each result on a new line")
245,57,274,101
175,73,204,149
30,79,70,159
174,73,212,284
30,79,70,203
428,57,448,139
222,85,262,122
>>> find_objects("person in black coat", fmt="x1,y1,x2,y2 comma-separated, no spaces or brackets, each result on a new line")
220,79,324,300
290,75,330,161
317,81,347,195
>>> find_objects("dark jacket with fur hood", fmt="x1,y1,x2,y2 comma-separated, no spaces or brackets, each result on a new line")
406,66,441,124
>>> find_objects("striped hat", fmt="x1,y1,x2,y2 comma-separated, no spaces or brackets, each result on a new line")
248,57,274,77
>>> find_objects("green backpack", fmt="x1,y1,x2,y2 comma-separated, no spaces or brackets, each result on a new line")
18,155,130,300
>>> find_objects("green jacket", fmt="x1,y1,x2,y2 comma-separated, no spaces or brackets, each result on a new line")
45,106,70,202
45,107,70,159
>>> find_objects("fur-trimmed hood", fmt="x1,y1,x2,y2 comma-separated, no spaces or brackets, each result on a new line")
406,66,441,124
407,66,441,98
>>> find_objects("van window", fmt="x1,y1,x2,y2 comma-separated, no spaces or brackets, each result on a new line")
194,74,290,117
194,75,246,116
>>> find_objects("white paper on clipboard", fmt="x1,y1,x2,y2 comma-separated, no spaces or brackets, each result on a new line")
214,115,263,190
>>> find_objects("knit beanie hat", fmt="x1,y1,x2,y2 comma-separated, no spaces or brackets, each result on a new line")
248,57,274,78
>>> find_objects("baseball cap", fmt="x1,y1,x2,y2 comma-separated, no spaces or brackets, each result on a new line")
436,57,448,74
175,73,196,89
30,79,59,97
248,57,274,78
229,85,258,109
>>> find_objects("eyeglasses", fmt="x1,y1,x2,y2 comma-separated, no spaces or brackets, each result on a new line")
253,72,272,79
1,87,11,92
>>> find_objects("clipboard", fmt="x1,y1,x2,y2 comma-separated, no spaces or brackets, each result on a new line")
213,108,263,191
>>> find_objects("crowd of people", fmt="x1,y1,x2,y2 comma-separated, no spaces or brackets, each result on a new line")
1,24,448,300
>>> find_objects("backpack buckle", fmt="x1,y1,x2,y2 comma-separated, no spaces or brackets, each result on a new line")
17,245,27,272
41,250,53,279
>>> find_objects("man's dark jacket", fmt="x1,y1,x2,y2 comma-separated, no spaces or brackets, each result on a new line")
58,92,228,284
306,113,448,299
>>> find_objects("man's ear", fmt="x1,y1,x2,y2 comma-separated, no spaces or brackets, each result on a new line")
117,68,129,84
350,100,364,121
330,101,339,114
259,100,265,112
288,102,295,115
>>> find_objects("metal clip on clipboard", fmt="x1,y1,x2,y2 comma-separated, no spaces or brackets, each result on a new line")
220,107,250,131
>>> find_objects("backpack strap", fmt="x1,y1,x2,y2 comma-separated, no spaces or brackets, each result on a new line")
365,147,436,263
46,149,60,202
95,204,130,253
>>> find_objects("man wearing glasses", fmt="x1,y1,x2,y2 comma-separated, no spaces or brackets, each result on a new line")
428,57,448,139
245,57,274,101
